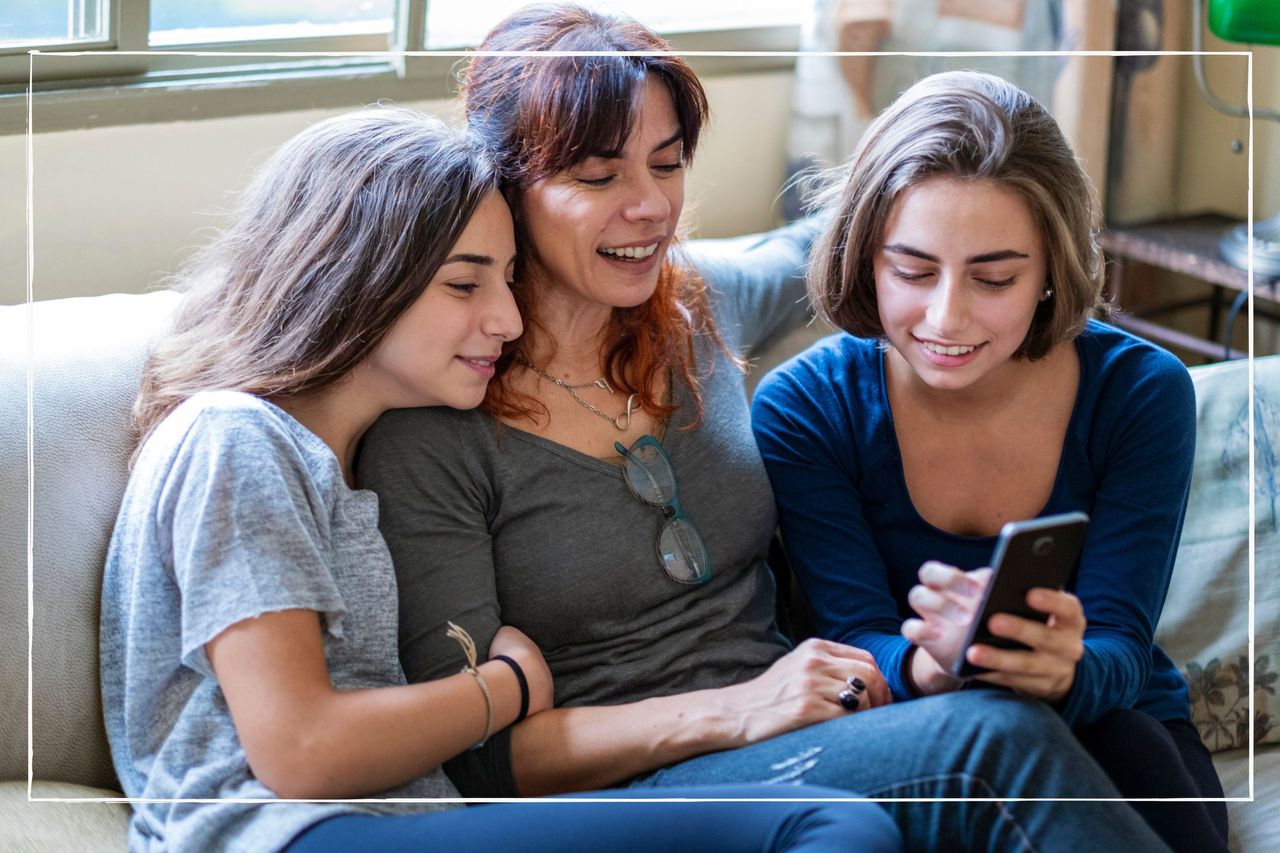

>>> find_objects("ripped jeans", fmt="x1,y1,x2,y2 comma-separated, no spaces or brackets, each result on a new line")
629,690,1169,853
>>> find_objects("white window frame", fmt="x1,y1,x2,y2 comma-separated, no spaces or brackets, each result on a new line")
1,0,799,135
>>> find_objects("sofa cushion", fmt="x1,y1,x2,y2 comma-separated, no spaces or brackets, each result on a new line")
1212,744,1280,853
1155,355,1280,752
0,291,180,788
0,781,129,852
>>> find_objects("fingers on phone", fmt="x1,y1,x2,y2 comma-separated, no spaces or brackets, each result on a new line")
984,613,1060,654
907,584,946,614
901,617,938,644
969,567,994,589
1027,588,1086,624
917,561,966,589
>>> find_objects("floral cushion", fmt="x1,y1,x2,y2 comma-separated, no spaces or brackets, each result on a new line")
1154,354,1280,751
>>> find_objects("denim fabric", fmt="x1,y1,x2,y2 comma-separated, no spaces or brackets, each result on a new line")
286,785,902,853
630,691,1169,853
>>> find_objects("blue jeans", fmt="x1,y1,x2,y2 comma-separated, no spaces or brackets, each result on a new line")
630,690,1169,853
286,785,901,852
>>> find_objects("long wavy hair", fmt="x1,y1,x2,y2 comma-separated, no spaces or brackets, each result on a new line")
132,108,498,454
462,3,725,427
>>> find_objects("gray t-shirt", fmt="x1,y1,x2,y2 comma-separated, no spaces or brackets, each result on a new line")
357,219,818,794
100,392,458,853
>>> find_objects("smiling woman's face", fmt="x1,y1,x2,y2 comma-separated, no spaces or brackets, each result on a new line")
519,76,685,316
362,192,520,412
873,175,1048,394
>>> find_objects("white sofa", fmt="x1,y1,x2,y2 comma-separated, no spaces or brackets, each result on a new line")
1,290,1276,850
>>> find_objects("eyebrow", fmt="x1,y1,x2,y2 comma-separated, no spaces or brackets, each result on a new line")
592,129,684,161
442,253,495,266
883,243,1030,265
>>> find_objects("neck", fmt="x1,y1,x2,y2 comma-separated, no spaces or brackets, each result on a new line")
525,285,617,379
270,379,382,487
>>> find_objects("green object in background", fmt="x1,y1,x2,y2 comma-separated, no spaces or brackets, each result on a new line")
1208,0,1280,45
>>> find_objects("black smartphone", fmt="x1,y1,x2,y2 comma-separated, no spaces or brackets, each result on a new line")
951,511,1090,679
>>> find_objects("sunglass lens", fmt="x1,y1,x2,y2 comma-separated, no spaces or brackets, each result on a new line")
659,518,711,584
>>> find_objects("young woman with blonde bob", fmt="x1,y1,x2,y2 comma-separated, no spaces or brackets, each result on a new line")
100,107,904,853
753,70,1226,853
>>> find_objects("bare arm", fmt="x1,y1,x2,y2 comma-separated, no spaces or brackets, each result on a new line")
208,610,550,800
509,638,890,795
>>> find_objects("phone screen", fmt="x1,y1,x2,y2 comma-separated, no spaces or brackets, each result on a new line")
951,511,1090,679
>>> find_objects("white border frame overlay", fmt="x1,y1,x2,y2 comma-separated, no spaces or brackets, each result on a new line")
24,49,1264,809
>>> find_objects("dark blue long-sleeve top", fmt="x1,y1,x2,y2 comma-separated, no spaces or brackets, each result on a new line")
752,320,1196,728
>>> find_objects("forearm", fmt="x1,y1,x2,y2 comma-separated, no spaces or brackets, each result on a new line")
1055,636,1150,727
509,688,736,795
265,660,522,799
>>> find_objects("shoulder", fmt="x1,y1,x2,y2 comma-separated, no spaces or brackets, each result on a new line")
139,391,338,499
1074,322,1195,457
358,405,496,493
362,404,489,459
1077,320,1194,411
755,332,876,403
752,333,881,443
681,216,823,282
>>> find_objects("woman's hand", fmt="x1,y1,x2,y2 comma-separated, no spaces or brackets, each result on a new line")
901,562,991,694
490,625,554,717
716,638,890,747
902,561,1086,702
968,589,1085,702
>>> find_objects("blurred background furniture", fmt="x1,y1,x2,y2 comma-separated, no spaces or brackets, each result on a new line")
1100,214,1280,362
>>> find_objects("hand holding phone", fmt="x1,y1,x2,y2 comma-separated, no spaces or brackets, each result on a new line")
951,512,1089,679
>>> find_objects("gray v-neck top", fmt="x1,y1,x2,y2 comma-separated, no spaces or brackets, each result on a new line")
357,219,818,793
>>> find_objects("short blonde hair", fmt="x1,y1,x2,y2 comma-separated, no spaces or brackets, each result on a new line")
809,70,1106,360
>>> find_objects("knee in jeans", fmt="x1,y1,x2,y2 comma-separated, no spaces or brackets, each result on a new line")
949,690,1067,745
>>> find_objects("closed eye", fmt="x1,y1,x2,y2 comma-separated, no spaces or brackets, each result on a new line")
653,162,683,175
577,175,613,187
446,283,478,294
976,276,1017,288
892,268,933,282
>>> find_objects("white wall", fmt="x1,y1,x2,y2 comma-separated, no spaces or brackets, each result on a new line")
0,71,794,306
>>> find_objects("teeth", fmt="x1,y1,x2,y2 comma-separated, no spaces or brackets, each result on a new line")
923,342,976,356
599,242,658,259
463,358,494,366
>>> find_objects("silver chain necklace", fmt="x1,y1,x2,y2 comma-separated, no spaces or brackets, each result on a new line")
515,354,638,431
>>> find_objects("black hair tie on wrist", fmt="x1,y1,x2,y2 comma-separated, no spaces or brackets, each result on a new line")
492,655,530,723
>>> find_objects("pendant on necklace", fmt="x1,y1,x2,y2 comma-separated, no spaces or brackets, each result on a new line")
613,393,638,430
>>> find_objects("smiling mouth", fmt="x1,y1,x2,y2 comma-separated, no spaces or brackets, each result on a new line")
598,242,659,261
459,356,498,368
919,340,979,356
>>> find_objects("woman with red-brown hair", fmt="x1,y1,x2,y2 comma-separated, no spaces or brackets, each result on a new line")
358,5,1170,851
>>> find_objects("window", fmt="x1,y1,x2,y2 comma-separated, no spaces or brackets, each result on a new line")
425,0,799,48
148,1,395,47
2,1,801,135
2,0,107,47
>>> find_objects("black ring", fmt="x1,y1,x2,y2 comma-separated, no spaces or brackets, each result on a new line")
838,689,861,711
847,675,866,692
